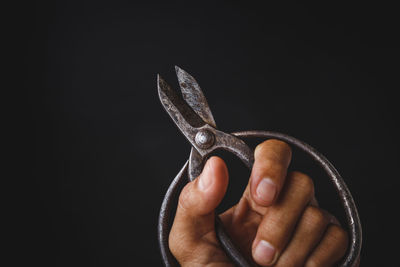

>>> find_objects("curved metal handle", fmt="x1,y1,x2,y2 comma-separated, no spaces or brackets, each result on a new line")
158,130,362,267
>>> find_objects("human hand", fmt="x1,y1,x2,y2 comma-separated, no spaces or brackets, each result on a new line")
169,140,351,266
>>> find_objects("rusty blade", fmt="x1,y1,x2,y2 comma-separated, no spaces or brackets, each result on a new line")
175,66,217,128
157,74,206,141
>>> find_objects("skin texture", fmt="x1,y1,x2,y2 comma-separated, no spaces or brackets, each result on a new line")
169,140,355,267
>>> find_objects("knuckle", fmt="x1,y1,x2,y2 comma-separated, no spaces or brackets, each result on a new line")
168,226,198,263
328,224,349,245
255,139,292,158
262,211,286,229
303,206,328,227
255,141,268,154
168,227,187,259
177,184,193,212
305,258,321,267
168,231,179,257
290,171,314,196
258,158,285,175
276,255,302,267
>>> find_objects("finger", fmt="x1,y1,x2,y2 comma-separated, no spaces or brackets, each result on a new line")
305,224,349,267
275,206,330,267
252,171,314,266
169,157,229,258
310,195,319,207
249,139,292,208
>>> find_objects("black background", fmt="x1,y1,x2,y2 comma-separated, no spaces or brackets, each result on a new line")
20,1,398,266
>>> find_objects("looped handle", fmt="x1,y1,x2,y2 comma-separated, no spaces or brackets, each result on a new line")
158,130,362,267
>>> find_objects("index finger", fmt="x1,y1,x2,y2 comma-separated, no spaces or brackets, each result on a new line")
248,139,292,208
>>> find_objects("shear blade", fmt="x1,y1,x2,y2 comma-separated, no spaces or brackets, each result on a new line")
158,74,205,130
175,66,217,128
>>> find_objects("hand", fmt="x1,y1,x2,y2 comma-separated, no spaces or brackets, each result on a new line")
169,140,351,266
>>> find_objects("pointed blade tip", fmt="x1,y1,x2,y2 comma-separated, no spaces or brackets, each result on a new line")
174,65,182,72
157,75,169,98
175,65,189,77
174,67,217,128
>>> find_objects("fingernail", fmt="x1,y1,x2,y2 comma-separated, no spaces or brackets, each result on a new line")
198,159,213,191
256,178,277,204
254,240,277,265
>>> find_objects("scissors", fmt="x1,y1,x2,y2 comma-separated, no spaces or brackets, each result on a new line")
157,66,362,267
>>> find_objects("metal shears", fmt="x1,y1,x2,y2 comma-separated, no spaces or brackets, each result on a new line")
157,66,362,266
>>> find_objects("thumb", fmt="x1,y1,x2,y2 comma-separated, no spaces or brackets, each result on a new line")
179,156,229,216
169,156,229,253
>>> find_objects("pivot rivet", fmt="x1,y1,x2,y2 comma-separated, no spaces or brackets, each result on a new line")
195,130,215,149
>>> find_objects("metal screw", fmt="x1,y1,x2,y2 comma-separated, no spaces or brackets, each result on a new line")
195,130,215,149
